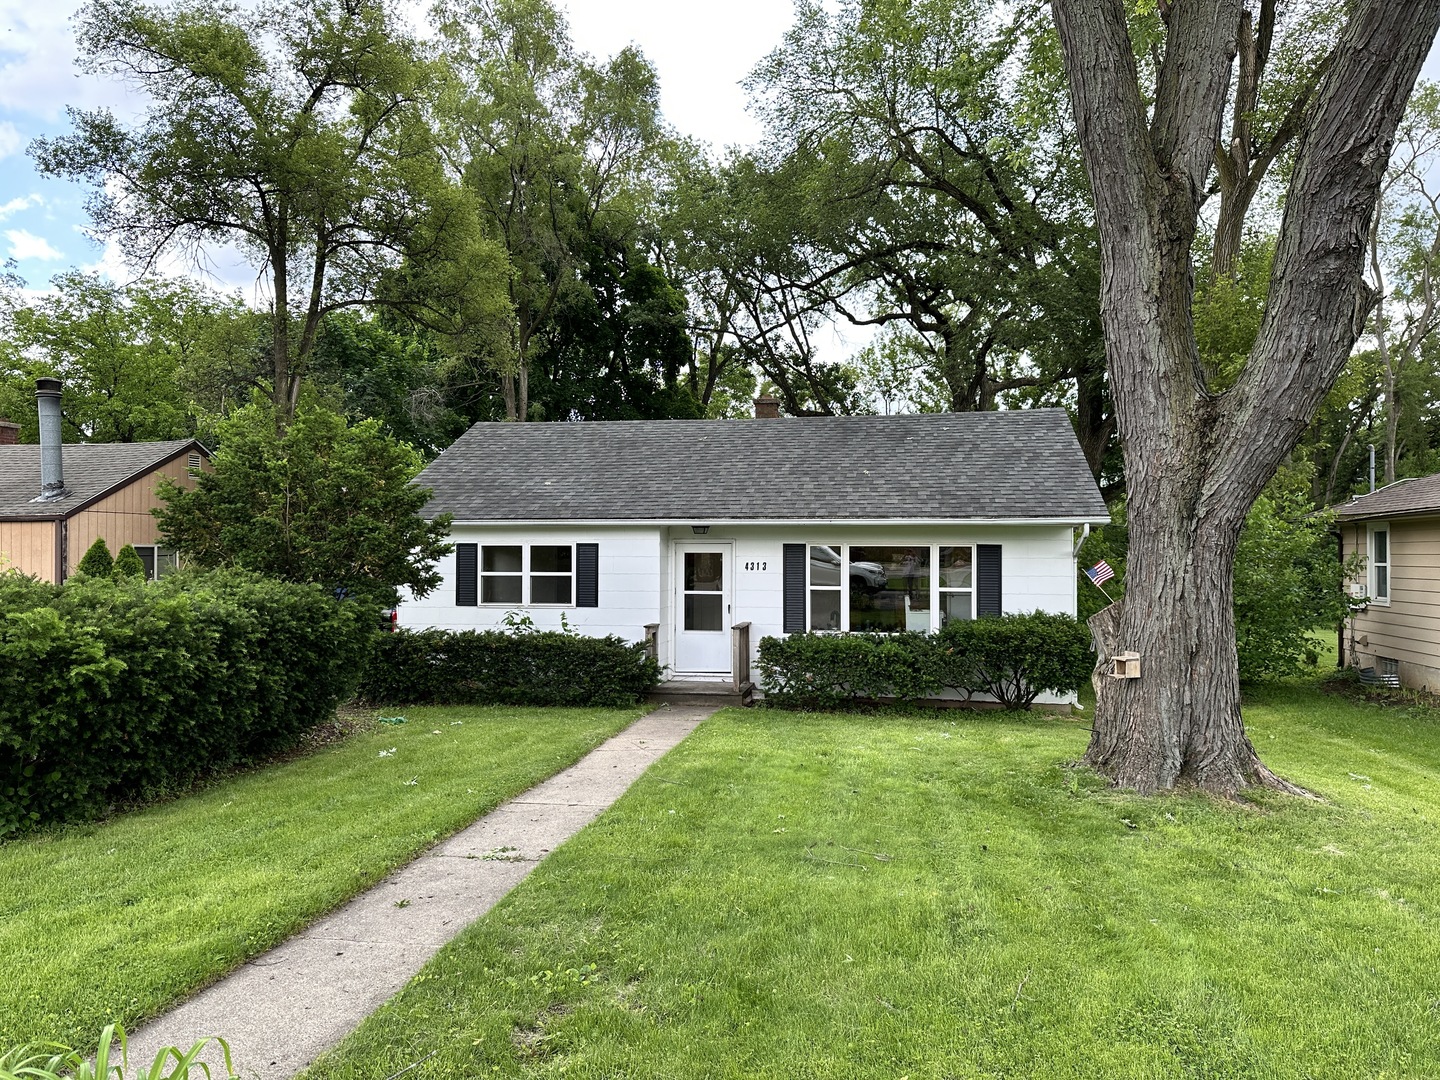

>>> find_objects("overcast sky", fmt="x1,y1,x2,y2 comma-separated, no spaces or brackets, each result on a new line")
0,0,1437,308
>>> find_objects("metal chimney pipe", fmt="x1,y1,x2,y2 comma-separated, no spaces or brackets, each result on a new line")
34,377,68,502
1369,444,1376,493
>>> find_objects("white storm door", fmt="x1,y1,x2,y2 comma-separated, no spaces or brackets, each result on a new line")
673,544,732,674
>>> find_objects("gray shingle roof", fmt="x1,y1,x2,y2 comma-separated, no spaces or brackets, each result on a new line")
0,439,202,519
1335,473,1440,521
417,410,1109,523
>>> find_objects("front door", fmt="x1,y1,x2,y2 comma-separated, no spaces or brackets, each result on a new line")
673,543,732,675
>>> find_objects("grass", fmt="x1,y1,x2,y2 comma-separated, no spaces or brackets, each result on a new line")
303,684,1440,1080
0,704,647,1051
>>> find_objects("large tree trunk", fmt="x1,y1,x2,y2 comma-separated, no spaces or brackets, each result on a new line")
1051,0,1440,793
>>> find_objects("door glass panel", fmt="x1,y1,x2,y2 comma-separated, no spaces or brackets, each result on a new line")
483,546,522,573
685,552,723,591
685,593,724,631
849,546,930,633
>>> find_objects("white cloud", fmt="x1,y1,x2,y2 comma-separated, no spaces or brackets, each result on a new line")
6,228,64,261
0,193,43,221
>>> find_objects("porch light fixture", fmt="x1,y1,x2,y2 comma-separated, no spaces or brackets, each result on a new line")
691,525,710,535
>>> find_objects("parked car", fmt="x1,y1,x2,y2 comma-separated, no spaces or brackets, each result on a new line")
811,545,889,591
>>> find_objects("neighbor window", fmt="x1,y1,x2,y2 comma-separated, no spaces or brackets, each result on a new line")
1369,525,1390,603
132,545,179,581
529,545,574,604
481,545,523,604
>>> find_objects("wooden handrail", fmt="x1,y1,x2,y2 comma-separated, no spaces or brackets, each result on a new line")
731,622,752,693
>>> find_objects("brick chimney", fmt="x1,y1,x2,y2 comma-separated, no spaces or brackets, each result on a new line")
754,395,781,419
0,417,18,445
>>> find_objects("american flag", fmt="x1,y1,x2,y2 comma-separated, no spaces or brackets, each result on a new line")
1086,560,1115,586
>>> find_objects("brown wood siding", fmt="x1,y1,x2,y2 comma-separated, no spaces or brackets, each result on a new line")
0,520,57,581
65,455,207,576
1345,518,1440,674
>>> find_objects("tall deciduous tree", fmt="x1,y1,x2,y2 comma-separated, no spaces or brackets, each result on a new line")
1050,0,1440,793
32,0,508,421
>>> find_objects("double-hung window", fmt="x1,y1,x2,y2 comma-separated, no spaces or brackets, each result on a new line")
481,546,523,603
131,545,179,581
529,545,574,604
1369,524,1390,604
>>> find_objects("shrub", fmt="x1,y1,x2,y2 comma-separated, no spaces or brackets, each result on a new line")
113,544,146,579
75,537,114,577
756,612,1092,711
937,611,1093,710
754,632,962,710
0,568,373,835
360,627,661,707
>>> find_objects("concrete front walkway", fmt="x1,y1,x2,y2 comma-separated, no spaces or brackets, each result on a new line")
124,705,713,1079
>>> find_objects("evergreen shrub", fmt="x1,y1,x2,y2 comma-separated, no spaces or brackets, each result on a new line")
756,612,1092,711
113,544,146,579
360,627,661,708
74,537,114,577
0,569,372,835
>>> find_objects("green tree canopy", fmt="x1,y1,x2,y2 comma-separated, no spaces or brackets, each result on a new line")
31,0,510,421
154,400,451,604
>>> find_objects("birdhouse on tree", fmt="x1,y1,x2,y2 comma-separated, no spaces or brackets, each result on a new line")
1109,652,1141,680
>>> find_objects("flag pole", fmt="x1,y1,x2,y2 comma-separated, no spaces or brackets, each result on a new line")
1083,572,1116,606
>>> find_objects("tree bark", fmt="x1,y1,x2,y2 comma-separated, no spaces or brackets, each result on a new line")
1052,0,1440,794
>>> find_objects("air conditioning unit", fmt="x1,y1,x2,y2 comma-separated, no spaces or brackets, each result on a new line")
1349,583,1366,599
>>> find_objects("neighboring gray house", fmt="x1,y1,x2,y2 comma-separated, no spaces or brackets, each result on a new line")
399,406,1109,694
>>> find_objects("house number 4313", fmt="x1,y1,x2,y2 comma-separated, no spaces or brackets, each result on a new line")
743,560,768,571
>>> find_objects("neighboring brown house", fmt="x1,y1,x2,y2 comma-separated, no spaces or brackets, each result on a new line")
1336,473,1440,690
0,414,210,583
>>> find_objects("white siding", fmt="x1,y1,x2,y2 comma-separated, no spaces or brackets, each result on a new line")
404,520,1080,701
398,525,663,642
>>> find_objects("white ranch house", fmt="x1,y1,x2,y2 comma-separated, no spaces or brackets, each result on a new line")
400,407,1110,696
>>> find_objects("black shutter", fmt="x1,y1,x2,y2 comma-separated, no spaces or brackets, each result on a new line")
576,543,599,607
977,544,1002,616
456,543,478,606
783,543,806,633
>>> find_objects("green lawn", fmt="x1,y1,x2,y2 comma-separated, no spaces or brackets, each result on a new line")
0,705,646,1050
303,683,1440,1080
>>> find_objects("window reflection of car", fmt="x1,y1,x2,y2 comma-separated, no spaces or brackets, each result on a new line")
811,546,888,591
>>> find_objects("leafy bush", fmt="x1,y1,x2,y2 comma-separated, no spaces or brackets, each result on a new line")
0,568,373,835
360,627,660,707
757,613,1091,711
75,537,114,577
754,632,968,710
937,611,1093,710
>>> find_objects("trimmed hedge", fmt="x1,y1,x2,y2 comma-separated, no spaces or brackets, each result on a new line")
756,612,1092,711
0,569,373,836
360,628,661,708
